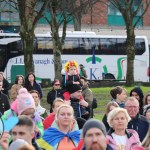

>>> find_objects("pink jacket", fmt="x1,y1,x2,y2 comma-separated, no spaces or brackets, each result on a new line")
106,129,142,150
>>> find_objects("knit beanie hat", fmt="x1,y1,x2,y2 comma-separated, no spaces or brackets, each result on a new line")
9,139,28,150
17,88,35,115
82,119,106,138
69,84,82,94
143,104,150,116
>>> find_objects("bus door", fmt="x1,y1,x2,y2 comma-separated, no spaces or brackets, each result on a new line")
0,37,21,72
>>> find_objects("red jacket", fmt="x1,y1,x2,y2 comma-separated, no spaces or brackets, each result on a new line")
43,112,55,130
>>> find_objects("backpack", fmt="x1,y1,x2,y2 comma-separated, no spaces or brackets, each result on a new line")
92,97,98,109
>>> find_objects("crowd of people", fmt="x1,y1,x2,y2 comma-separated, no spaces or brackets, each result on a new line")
0,60,150,150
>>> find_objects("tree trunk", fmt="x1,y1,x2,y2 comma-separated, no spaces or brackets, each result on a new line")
20,28,34,75
126,26,135,86
51,23,62,81
53,41,62,81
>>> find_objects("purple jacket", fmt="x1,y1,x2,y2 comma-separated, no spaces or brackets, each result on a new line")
106,129,141,150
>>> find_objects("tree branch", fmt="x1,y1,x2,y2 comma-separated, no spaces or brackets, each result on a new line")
133,0,150,28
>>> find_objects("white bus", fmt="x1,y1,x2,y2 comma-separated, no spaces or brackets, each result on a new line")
0,31,149,83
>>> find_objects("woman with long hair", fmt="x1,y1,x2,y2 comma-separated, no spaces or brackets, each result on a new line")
10,75,24,101
130,86,144,115
102,101,119,131
24,72,43,99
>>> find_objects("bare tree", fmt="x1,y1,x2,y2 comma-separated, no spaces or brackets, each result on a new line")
109,0,150,86
44,0,102,80
9,0,49,75
66,0,100,31
45,0,71,80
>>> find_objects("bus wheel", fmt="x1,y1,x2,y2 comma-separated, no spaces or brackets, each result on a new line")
104,73,115,80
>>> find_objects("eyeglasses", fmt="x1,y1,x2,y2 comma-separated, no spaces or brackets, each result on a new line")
125,106,139,109
54,84,60,86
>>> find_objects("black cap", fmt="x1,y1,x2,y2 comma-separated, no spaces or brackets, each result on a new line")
69,84,82,94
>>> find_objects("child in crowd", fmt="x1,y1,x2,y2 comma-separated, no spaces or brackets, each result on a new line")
62,60,82,100
2,88,43,139
29,90,48,119
62,60,88,117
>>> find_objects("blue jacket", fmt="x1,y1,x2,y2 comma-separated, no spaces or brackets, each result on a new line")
32,82,43,99
70,98,82,118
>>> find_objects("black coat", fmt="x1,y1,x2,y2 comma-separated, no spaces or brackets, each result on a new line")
2,78,10,96
25,82,43,99
127,114,149,142
47,89,64,112
62,74,82,90
70,98,81,118
0,91,10,114
102,114,110,132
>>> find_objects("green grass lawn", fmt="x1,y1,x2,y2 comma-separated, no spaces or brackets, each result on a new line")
41,86,150,120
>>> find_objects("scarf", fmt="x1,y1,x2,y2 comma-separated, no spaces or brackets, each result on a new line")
43,127,81,146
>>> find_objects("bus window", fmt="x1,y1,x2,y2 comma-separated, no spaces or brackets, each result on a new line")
79,38,92,54
45,37,53,54
7,40,23,55
37,37,46,53
63,38,79,54
100,38,117,54
91,38,100,54
116,38,146,55
135,39,145,55
37,37,53,54
16,40,23,53
117,38,126,55
63,38,73,53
